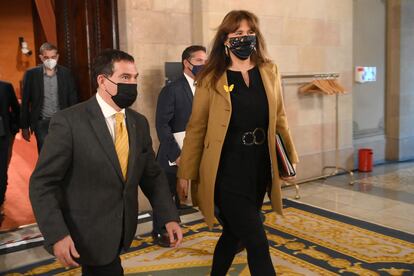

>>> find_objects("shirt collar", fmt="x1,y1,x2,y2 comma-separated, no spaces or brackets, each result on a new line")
96,91,125,119
183,72,195,86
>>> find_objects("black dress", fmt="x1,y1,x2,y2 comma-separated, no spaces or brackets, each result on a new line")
211,67,275,276
216,66,271,205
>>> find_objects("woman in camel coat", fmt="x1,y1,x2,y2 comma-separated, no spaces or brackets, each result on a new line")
177,10,299,276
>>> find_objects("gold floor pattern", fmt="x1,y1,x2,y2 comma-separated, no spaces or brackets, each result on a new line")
5,201,414,276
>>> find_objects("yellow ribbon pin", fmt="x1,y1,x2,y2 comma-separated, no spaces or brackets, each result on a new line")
224,84,234,93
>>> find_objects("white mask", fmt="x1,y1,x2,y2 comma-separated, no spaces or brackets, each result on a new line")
43,59,57,70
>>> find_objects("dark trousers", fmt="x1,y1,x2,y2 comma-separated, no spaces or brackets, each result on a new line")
211,192,276,276
0,134,10,206
152,172,179,234
82,256,123,276
8,135,14,166
33,119,50,153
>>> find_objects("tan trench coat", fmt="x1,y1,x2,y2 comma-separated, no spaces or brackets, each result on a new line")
177,62,299,229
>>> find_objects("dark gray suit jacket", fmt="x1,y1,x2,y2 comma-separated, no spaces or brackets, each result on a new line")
29,96,179,265
0,81,20,136
21,65,78,130
155,74,193,174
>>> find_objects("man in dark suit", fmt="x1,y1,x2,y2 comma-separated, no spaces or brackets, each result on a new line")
21,42,78,152
0,80,20,219
153,45,206,246
29,49,182,276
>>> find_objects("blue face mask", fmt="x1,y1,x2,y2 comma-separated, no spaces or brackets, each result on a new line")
187,60,204,76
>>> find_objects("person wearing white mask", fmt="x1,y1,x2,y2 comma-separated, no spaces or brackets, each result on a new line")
21,42,78,152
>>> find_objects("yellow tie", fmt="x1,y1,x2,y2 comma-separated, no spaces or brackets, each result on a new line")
115,113,129,180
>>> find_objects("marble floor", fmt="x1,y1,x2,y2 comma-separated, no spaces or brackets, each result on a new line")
283,161,414,234
0,161,413,273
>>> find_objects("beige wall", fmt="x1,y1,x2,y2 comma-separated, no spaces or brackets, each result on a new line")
353,0,386,164
118,0,193,145
118,0,354,208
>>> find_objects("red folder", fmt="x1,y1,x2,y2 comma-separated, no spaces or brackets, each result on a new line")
276,133,296,177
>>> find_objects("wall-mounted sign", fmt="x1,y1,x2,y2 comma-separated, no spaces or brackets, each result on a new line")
355,66,376,83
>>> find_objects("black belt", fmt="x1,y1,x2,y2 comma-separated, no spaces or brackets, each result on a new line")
225,127,267,146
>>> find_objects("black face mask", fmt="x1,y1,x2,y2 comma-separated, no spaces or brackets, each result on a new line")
228,35,257,60
104,77,138,109
187,60,204,76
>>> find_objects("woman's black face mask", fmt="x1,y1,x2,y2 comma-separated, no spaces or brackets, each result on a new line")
228,35,257,60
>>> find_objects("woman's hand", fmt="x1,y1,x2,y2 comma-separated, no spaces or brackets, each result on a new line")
177,178,190,201
280,163,297,182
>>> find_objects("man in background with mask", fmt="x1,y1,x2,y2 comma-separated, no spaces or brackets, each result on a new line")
21,42,78,152
29,49,182,275
153,45,207,247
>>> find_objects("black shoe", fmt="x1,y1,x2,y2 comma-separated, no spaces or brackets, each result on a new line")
152,232,171,248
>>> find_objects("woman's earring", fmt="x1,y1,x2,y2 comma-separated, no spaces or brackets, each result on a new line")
225,45,229,57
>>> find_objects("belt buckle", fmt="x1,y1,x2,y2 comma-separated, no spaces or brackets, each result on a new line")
241,128,266,146
241,131,254,146
253,128,266,145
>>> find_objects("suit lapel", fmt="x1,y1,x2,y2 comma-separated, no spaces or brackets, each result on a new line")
181,75,194,104
86,96,124,181
125,109,138,183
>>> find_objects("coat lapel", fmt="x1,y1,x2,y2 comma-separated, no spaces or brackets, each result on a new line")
214,72,231,104
86,96,124,181
125,109,138,183
36,66,44,101
259,64,277,131
56,65,65,107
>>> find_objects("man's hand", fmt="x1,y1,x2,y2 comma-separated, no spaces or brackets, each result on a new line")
165,221,183,248
53,235,80,267
280,163,297,182
22,128,31,142
177,178,189,201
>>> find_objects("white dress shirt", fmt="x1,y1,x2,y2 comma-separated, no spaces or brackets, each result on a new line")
96,92,126,142
183,73,196,95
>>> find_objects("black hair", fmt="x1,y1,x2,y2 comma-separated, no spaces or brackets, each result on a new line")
92,49,135,80
181,45,206,69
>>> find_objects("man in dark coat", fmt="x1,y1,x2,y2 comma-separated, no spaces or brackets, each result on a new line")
21,42,78,152
0,80,20,219
29,49,182,276
153,45,206,246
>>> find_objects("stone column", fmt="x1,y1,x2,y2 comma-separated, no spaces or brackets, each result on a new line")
386,0,414,160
